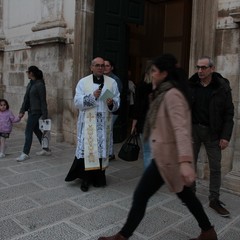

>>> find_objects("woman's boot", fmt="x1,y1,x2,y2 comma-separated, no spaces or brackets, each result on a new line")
190,227,218,240
98,233,128,240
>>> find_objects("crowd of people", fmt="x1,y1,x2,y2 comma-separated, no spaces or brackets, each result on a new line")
0,54,235,240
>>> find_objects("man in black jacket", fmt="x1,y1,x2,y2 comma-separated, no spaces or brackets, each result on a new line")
189,56,234,217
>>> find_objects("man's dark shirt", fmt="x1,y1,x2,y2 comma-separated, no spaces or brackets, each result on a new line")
192,82,214,126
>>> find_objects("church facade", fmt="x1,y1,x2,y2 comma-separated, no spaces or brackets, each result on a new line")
0,0,240,193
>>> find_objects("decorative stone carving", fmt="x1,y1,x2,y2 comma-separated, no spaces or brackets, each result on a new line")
26,0,67,46
230,12,240,24
32,0,66,32
25,36,66,46
32,20,66,32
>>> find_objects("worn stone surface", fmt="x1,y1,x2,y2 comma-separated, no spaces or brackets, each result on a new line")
0,129,239,240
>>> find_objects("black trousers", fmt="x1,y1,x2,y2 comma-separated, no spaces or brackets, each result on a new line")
120,161,212,238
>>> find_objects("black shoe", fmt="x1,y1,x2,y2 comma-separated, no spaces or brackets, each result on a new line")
93,183,101,188
81,181,89,192
209,199,230,217
93,182,106,188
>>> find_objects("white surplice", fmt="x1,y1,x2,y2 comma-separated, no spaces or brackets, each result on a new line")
74,74,120,170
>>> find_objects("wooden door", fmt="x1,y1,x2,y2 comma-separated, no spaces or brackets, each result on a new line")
93,0,144,85
128,0,192,83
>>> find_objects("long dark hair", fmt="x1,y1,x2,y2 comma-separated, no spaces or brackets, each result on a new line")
152,54,191,106
28,66,43,79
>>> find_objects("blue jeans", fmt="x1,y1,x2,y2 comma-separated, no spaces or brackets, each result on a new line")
120,161,212,238
192,124,222,201
140,134,152,169
23,113,43,155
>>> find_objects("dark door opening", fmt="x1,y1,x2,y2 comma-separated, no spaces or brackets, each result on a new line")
93,0,192,141
128,0,192,85
94,0,192,86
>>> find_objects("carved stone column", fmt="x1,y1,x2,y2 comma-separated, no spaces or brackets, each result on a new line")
223,13,240,194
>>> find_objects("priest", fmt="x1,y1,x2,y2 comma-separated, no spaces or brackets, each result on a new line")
65,57,120,191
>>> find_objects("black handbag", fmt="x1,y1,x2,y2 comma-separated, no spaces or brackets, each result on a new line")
118,134,140,161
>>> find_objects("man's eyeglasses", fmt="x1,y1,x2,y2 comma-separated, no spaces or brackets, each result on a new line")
196,65,211,70
93,64,105,68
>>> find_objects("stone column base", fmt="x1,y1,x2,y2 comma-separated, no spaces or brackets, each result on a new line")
223,171,240,194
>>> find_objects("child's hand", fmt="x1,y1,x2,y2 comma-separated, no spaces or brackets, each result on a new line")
19,113,24,119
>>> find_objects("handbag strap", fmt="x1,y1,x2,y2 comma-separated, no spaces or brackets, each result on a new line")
126,134,139,146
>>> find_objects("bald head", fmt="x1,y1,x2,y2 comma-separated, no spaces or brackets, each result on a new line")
91,57,105,77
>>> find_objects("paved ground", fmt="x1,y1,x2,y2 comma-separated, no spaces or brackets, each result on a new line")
0,128,240,240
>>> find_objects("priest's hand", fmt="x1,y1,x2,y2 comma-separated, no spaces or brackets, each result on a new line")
94,89,102,99
107,98,113,109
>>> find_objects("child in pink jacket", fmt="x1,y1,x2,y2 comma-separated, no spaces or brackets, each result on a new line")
0,99,21,158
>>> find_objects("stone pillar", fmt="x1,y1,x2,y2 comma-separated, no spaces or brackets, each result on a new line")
73,0,95,90
223,13,240,194
189,0,218,76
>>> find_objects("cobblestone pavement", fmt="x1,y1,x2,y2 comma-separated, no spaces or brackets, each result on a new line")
0,129,240,240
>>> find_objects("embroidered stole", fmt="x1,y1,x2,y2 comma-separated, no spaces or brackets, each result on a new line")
83,76,112,170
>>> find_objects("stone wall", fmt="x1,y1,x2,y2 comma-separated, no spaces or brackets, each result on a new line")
215,0,239,177
178,0,240,193
0,0,76,143
216,0,240,193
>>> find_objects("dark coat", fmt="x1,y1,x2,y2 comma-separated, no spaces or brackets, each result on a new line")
20,79,48,119
132,82,153,133
189,72,234,141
